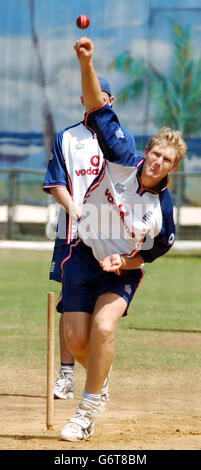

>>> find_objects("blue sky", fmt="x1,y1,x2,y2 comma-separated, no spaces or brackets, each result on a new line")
0,0,201,156
0,0,200,59
0,0,200,36
0,0,200,71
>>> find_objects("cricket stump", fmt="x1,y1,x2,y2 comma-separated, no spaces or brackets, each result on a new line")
46,291,55,430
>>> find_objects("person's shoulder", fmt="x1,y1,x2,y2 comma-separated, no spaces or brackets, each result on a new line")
55,121,84,138
63,120,84,134
159,188,173,215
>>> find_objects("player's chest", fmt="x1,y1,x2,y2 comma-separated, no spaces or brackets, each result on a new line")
64,138,103,178
99,174,162,235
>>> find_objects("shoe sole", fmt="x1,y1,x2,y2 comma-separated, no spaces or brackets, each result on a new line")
54,391,74,400
54,392,67,400
59,421,94,442
59,429,94,442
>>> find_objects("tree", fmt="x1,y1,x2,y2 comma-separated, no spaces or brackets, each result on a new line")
110,21,201,143
110,21,201,225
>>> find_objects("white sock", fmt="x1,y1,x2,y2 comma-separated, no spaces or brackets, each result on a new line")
83,389,100,402
60,363,74,380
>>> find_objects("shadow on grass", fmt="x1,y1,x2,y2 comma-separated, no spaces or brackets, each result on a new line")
0,434,57,440
0,393,45,399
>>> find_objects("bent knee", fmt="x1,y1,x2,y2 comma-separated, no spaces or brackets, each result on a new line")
93,318,115,342
66,327,88,353
63,312,90,352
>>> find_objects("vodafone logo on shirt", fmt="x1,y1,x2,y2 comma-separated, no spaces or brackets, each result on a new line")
75,155,101,176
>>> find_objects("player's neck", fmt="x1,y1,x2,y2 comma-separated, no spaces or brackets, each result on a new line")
140,172,162,191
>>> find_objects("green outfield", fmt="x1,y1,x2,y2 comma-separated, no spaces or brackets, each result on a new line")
0,249,201,371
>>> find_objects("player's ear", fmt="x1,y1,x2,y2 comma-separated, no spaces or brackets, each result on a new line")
109,96,115,106
144,146,149,158
169,162,178,173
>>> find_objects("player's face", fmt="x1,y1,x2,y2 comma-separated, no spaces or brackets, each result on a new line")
142,144,177,187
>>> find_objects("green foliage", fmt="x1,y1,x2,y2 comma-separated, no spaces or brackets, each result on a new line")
110,20,201,138
110,55,147,104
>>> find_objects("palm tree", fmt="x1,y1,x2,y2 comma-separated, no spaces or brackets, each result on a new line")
110,21,201,143
28,0,55,165
110,21,201,231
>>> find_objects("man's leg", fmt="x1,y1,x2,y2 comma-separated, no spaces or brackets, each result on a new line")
62,309,111,401
54,314,75,400
59,314,75,363
60,292,127,441
63,311,92,367
85,292,127,394
51,244,76,399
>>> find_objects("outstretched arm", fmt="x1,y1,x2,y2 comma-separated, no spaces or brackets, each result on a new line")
74,37,137,168
74,37,104,112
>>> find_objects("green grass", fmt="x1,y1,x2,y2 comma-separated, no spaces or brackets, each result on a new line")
0,249,201,371
0,250,61,367
122,252,201,331
114,329,201,371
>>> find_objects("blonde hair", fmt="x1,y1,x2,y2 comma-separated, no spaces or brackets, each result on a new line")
147,127,187,165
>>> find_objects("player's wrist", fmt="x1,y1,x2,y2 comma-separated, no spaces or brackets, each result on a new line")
120,255,127,269
80,58,93,73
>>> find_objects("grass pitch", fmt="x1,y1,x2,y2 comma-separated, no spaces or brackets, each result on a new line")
0,248,201,371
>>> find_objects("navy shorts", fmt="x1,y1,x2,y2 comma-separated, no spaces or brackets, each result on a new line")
56,239,144,316
49,244,67,282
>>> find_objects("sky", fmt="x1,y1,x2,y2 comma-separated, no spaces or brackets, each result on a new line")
0,0,201,169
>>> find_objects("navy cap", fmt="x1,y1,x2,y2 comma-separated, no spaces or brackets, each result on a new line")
98,76,112,97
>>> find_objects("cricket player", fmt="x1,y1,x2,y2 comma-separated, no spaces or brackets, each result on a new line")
43,77,115,400
58,37,187,441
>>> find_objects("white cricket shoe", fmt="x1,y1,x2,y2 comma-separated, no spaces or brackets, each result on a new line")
59,397,100,442
54,373,74,400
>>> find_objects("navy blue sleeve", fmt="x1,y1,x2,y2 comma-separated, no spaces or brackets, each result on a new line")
86,104,140,167
43,130,68,194
138,193,175,263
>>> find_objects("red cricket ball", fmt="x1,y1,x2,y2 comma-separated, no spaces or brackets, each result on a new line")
76,15,90,29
